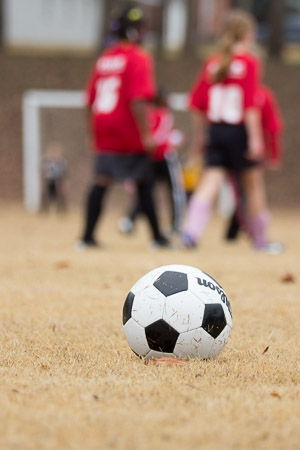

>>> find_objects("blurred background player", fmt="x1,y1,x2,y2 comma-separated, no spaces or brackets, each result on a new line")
118,86,186,236
182,9,282,253
41,142,68,213
77,4,169,249
225,82,284,241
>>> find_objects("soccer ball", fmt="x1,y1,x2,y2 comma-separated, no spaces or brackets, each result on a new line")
123,264,232,360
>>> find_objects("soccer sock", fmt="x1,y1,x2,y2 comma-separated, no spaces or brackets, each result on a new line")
82,184,107,242
183,196,211,243
248,211,270,249
137,182,162,240
225,210,241,240
129,201,142,222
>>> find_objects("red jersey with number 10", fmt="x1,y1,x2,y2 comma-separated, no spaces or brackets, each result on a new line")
85,42,156,154
189,52,261,125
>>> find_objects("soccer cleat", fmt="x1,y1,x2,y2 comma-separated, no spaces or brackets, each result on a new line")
256,241,284,255
181,233,197,249
118,217,134,234
75,239,101,251
150,236,171,249
225,213,241,240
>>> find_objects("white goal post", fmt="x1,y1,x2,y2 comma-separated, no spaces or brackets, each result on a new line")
22,90,86,211
22,89,188,212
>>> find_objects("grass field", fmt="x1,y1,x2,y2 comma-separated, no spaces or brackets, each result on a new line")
0,204,299,450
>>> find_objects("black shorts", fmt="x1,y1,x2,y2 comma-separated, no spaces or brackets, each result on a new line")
205,123,259,173
153,159,169,181
94,152,153,182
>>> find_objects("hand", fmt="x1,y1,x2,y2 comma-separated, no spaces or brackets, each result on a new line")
142,133,156,153
246,136,265,162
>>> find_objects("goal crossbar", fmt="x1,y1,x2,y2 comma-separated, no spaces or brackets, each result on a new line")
22,89,187,212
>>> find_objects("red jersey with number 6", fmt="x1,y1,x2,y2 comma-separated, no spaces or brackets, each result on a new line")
148,106,183,161
85,42,156,154
189,52,261,125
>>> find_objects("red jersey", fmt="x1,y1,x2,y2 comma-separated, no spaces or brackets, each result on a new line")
148,106,174,161
85,42,156,154
189,52,261,125
256,85,283,165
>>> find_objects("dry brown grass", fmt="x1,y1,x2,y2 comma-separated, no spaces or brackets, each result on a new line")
0,204,300,450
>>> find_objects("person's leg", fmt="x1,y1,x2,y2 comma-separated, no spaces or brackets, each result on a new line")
225,210,241,240
182,167,225,246
136,180,168,245
48,181,57,209
128,200,142,222
241,167,270,249
118,197,141,234
120,166,155,233
224,173,245,240
81,175,110,244
56,179,67,213
40,182,51,213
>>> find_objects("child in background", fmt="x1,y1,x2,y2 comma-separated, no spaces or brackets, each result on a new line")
77,5,169,249
182,9,282,253
119,87,186,236
225,83,284,241
41,143,68,213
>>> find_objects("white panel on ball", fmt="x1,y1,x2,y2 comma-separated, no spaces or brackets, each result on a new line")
145,350,175,361
131,286,165,328
123,319,150,357
130,267,165,295
163,291,205,333
174,328,214,359
188,272,229,310
208,325,232,359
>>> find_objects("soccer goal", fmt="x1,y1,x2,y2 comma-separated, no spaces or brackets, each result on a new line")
22,89,86,211
22,89,189,212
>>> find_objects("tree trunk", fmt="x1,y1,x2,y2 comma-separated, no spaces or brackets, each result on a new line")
268,0,285,57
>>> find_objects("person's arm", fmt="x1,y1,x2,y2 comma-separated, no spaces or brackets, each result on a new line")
243,57,265,161
244,108,264,161
130,99,155,153
188,62,209,161
190,110,206,158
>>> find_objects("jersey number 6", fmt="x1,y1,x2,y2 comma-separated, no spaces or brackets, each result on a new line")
93,76,121,114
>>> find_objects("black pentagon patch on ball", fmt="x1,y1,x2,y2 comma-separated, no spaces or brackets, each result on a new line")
145,319,179,353
153,271,188,297
202,303,227,339
123,291,135,325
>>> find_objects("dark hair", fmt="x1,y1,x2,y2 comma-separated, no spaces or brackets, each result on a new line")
109,4,145,42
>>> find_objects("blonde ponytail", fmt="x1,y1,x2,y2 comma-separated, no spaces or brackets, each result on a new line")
213,9,256,83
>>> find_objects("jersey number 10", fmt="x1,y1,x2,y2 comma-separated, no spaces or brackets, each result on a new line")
208,84,243,124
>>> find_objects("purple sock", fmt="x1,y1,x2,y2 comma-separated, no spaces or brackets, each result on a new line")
249,211,270,249
183,196,211,243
